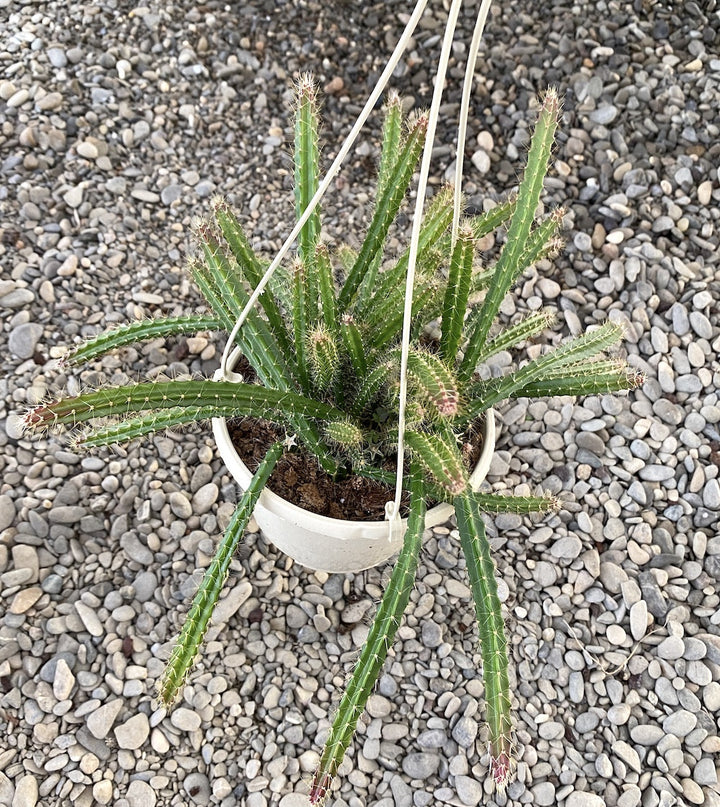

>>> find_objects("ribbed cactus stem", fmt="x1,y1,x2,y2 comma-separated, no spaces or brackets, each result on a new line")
310,469,426,805
454,493,513,792
460,88,561,380
158,442,283,705
62,315,221,367
294,73,321,266
404,428,467,495
308,326,340,393
406,350,460,417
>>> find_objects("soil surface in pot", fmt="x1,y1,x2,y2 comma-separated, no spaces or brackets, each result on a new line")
227,416,486,522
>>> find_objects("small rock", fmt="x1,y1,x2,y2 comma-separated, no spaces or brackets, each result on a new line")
531,781,556,805
12,774,38,807
550,535,582,560
87,699,124,739
127,780,157,807
171,708,202,732
662,709,696,738
9,323,44,359
192,483,219,515
451,716,478,748
455,776,483,806
183,772,211,805
63,185,84,208
402,753,440,779
565,792,606,807
613,740,641,773
93,781,113,805
471,150,490,174
657,635,685,660
169,491,193,519
629,724,664,746
114,713,150,749
53,658,75,701
9,586,42,614
693,757,718,786
697,181,713,205
629,600,648,641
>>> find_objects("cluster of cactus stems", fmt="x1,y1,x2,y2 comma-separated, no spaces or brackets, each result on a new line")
24,78,642,800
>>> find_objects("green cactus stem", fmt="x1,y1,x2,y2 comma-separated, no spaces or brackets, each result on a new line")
310,468,426,806
460,88,561,380
62,315,221,367
158,441,283,706
454,492,513,792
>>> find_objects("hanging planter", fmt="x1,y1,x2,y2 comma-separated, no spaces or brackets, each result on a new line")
212,351,497,573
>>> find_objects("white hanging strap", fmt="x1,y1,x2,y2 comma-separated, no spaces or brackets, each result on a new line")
388,0,466,542
220,0,432,380
452,0,494,246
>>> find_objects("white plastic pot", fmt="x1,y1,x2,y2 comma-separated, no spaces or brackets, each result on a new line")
212,363,496,573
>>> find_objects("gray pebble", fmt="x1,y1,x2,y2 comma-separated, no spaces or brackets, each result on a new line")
161,184,183,205
565,792,606,807
662,709,696,738
531,781,557,805
9,323,43,359
402,753,440,779
550,535,582,560
575,712,600,733
451,716,477,748
421,621,443,648
127,780,157,807
693,757,718,786
657,635,685,660
183,772,211,805
114,713,150,749
590,105,618,124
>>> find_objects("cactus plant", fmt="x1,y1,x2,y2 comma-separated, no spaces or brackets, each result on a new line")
23,81,642,799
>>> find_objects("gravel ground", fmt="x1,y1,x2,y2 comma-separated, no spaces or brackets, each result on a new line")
1,1,719,806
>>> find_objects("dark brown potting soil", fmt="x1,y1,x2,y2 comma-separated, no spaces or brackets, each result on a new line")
226,416,486,522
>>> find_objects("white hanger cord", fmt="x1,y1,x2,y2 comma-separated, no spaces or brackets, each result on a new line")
452,0,494,246
388,0,466,537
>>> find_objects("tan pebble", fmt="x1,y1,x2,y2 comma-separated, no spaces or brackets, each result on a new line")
324,76,344,94
93,780,113,805
10,586,42,614
681,778,705,805
698,180,712,205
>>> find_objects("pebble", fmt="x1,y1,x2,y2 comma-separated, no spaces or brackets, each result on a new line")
170,708,202,732
451,716,477,748
114,713,150,749
657,635,685,660
9,323,43,359
183,772,211,805
531,781,557,805
565,793,606,807
455,776,483,806
662,710,696,738
127,780,157,807
12,775,38,807
402,753,440,779
53,658,75,701
86,700,124,739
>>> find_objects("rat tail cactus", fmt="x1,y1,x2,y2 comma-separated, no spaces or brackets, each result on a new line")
23,83,643,800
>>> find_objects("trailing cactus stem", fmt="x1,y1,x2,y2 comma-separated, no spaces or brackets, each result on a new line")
158,441,283,706
63,315,221,366
310,469,426,805
460,89,561,380
454,492,513,792
22,380,344,432
294,73,321,265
